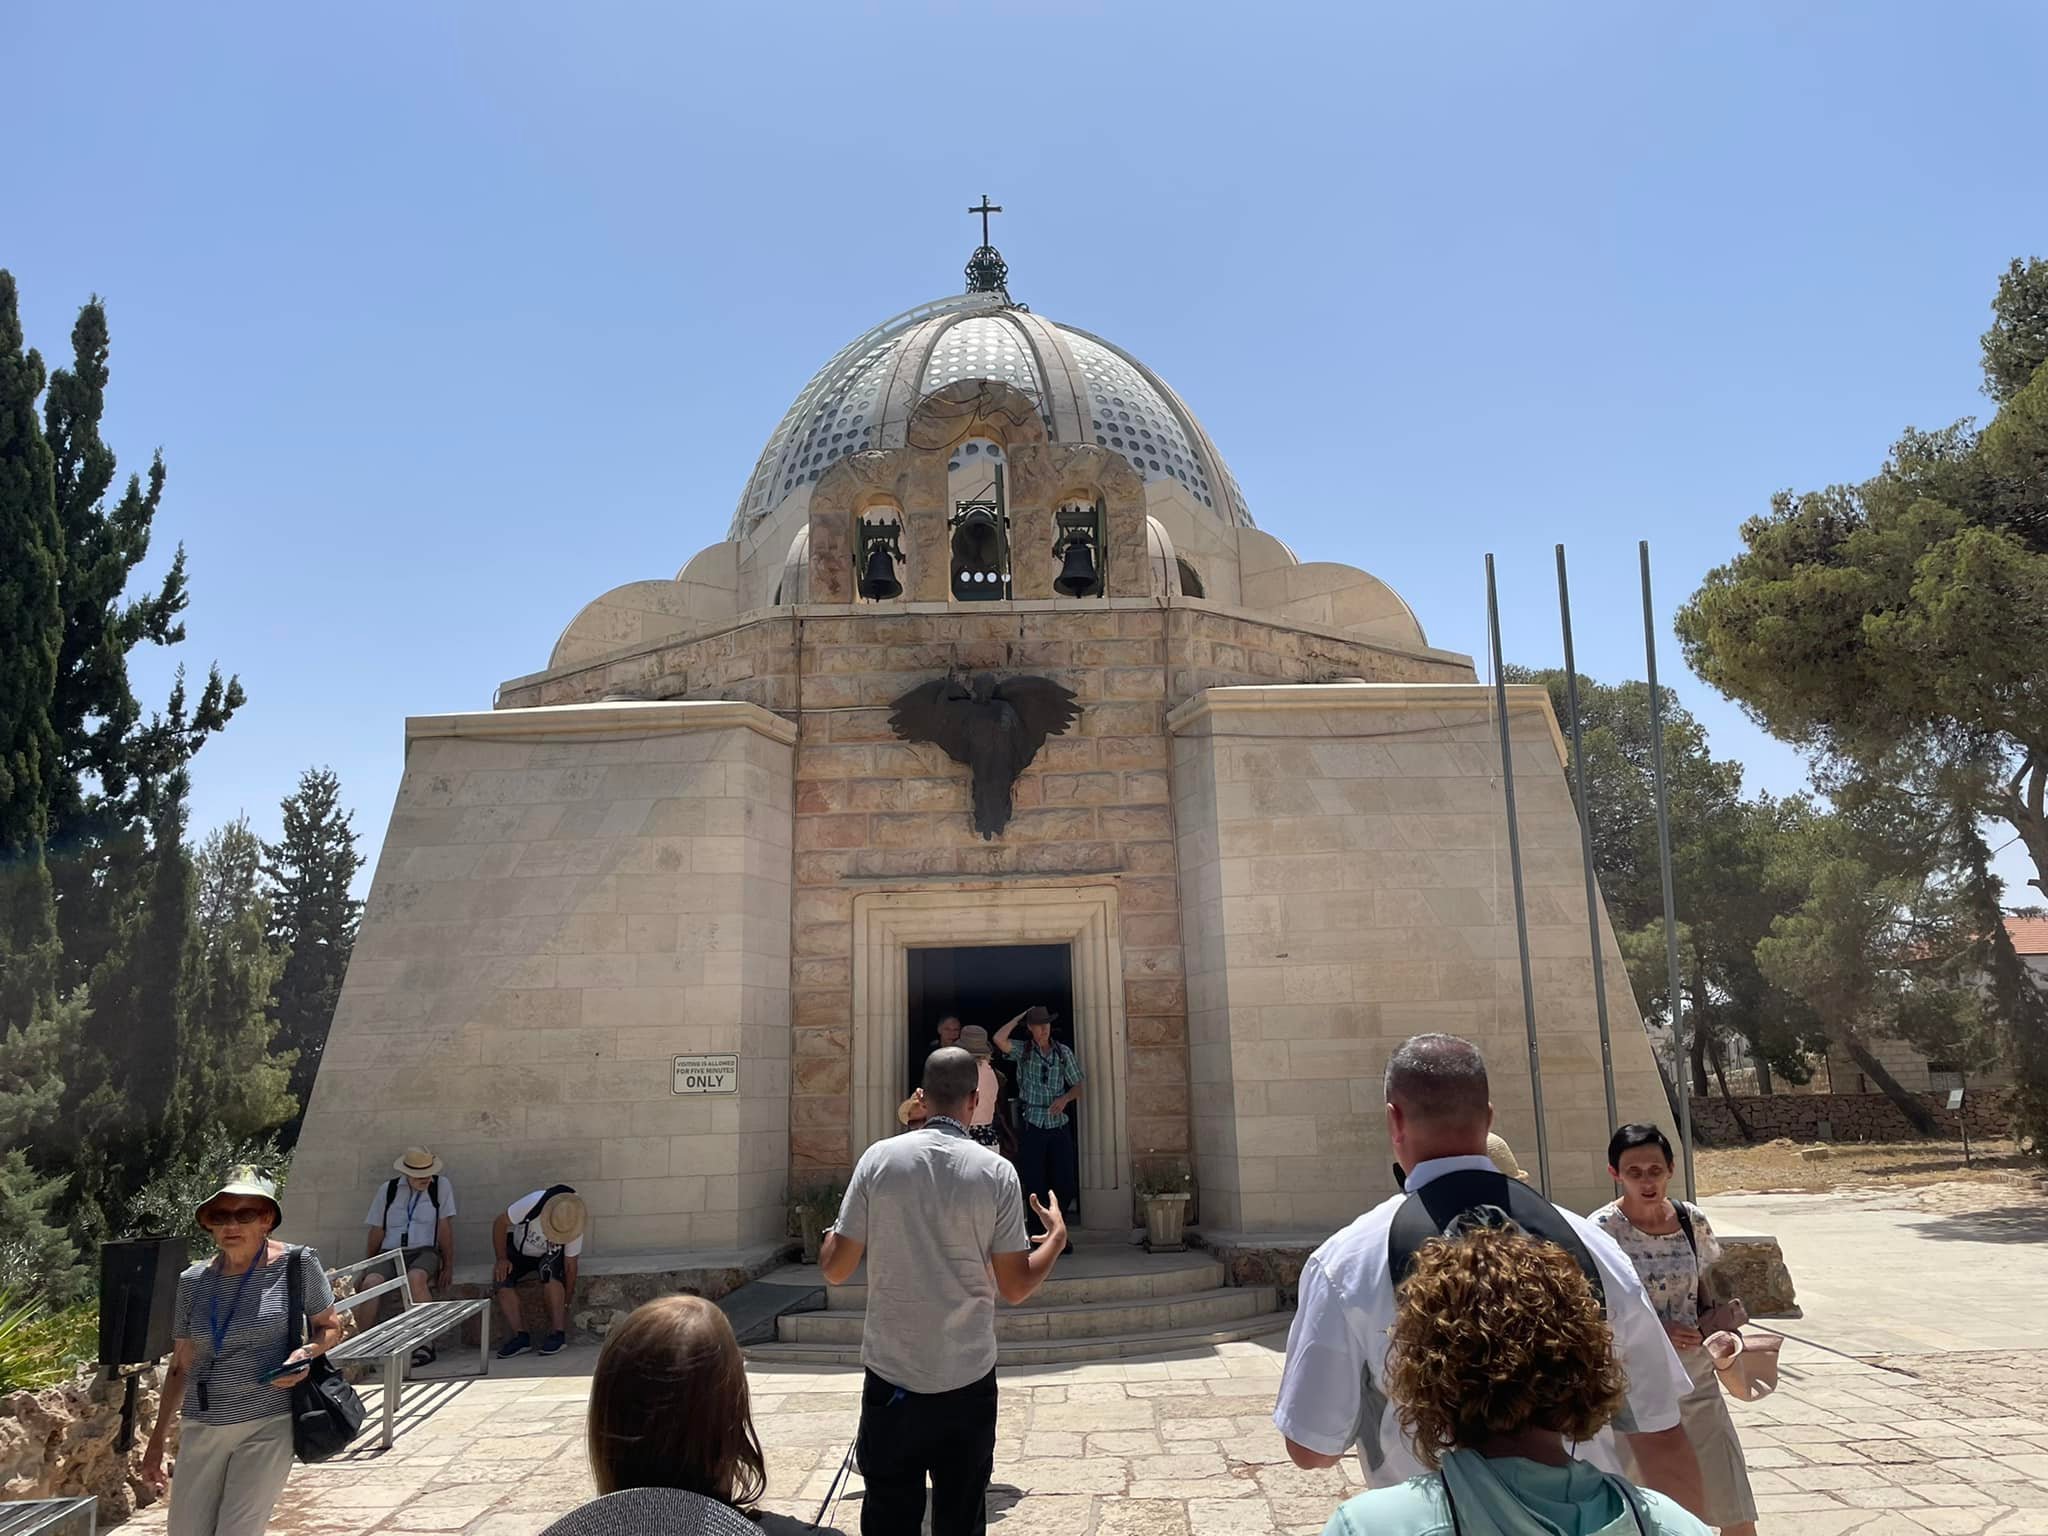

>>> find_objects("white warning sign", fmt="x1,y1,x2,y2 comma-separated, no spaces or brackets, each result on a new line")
673,1054,739,1095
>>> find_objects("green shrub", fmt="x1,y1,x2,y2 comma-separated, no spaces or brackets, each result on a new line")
121,1126,291,1257
0,1293,97,1394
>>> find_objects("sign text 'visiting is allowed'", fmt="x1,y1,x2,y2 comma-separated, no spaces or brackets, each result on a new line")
673,1053,739,1095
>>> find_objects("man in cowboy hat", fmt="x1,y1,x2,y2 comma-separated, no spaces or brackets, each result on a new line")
359,1147,458,1359
491,1185,586,1358
992,1005,1084,1249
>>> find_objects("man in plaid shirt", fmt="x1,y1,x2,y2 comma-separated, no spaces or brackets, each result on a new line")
993,1005,1085,1250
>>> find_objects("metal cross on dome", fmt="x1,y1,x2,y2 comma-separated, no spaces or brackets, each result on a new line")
968,195,1002,244
964,196,1009,295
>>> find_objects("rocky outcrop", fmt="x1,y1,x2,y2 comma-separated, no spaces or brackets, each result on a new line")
0,1368,172,1528
1710,1235,1799,1318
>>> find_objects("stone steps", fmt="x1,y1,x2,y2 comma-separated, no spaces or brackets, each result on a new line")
746,1310,1296,1368
744,1247,1295,1366
812,1252,1229,1311
778,1284,1279,1346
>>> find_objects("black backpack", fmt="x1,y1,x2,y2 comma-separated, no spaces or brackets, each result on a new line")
1385,1168,1607,1310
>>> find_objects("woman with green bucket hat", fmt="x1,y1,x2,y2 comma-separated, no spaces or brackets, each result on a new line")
141,1166,345,1536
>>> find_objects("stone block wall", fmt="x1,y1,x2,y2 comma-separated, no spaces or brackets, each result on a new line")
289,701,795,1267
1689,1089,2015,1143
471,600,1481,1222
1172,683,1671,1227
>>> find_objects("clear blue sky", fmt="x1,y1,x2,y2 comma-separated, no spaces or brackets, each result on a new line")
11,2,2043,895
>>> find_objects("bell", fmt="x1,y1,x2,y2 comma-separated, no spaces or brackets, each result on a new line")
952,519,1004,599
859,542,902,602
1054,535,1100,597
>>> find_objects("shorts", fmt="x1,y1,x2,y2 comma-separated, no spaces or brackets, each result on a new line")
367,1246,442,1286
497,1248,567,1290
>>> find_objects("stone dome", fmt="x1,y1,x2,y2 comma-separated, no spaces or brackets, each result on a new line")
731,283,1253,540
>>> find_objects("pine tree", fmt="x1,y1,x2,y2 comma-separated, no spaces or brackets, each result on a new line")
263,767,361,1139
37,294,242,999
0,272,84,1298
0,272,64,1025
178,819,296,1143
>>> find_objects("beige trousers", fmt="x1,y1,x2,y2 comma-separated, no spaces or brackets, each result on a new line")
168,1414,294,1536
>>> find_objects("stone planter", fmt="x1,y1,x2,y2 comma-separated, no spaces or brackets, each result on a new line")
799,1207,827,1266
1143,1193,1191,1252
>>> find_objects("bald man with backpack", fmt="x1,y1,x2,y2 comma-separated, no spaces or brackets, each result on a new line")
1273,1035,1708,1521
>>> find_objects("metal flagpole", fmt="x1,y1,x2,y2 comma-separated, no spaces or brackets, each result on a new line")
1486,554,1552,1198
1557,546,1619,1135
1639,541,1696,1202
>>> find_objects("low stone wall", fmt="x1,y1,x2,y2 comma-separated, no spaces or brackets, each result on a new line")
1191,1232,1317,1306
0,1368,170,1527
1690,1089,2014,1143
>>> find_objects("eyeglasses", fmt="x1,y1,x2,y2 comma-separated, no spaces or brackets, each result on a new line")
206,1205,272,1227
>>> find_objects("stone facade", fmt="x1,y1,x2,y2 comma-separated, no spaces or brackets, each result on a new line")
289,701,796,1269
1690,1089,2015,1143
1171,684,1671,1223
298,295,1678,1261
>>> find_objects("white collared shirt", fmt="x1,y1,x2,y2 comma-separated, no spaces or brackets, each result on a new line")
1272,1155,1689,1486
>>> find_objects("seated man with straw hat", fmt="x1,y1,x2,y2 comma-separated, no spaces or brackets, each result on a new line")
492,1185,586,1358
360,1146,459,1362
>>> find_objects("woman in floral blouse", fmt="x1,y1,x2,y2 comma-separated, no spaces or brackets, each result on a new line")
1593,1125,1757,1536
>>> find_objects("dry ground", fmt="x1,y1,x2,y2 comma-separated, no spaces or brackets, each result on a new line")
1696,1134,2043,1195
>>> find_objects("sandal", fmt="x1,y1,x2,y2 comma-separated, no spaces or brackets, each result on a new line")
410,1344,437,1369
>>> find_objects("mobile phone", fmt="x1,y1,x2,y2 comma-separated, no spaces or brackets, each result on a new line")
257,1360,303,1384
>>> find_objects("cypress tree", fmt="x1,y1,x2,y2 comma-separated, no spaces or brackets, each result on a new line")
264,767,361,1138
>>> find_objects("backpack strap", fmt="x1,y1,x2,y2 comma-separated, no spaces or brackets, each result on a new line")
518,1183,577,1228
1672,1200,1698,1259
384,1176,400,1216
287,1245,306,1351
1387,1169,1606,1309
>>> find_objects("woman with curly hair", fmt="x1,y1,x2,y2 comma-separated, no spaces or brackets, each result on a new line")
1320,1222,1710,1536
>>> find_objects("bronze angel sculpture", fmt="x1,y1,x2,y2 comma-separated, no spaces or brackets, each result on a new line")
888,673,1082,839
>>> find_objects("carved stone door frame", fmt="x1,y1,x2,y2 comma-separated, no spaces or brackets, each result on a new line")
849,881,1130,1216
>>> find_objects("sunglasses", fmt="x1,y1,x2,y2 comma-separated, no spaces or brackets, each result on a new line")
206,1205,272,1227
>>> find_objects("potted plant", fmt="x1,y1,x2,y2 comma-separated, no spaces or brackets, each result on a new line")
1136,1161,1194,1253
790,1179,845,1266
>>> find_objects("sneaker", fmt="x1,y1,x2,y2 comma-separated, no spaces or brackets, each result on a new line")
540,1331,567,1356
496,1332,532,1359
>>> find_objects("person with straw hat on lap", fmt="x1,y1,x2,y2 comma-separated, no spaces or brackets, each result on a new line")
359,1146,458,1362
492,1185,587,1358
142,1167,343,1536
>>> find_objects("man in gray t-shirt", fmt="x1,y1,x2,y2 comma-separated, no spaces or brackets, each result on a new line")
822,1046,1067,1536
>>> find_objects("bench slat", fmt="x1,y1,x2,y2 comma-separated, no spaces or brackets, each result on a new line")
332,1299,490,1361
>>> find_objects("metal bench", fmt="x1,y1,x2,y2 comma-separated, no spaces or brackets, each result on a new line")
325,1250,492,1450
0,1498,95,1536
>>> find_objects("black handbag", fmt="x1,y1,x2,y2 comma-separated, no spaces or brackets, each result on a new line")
285,1245,366,1462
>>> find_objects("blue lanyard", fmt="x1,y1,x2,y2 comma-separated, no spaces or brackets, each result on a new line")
208,1257,261,1359
403,1189,422,1236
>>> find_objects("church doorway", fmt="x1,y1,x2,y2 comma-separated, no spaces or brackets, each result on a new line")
905,942,1075,1079
849,883,1129,1223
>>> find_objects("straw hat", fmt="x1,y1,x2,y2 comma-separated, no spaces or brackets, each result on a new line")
194,1165,283,1229
1486,1133,1529,1181
538,1191,587,1246
393,1146,445,1179
958,1025,992,1058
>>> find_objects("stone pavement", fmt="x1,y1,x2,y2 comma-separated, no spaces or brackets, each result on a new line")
116,1183,2048,1535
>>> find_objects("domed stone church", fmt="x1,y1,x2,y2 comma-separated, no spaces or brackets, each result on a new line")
290,220,1667,1276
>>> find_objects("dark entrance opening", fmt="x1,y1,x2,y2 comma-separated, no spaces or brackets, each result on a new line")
906,943,1075,1078
907,943,1079,1222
